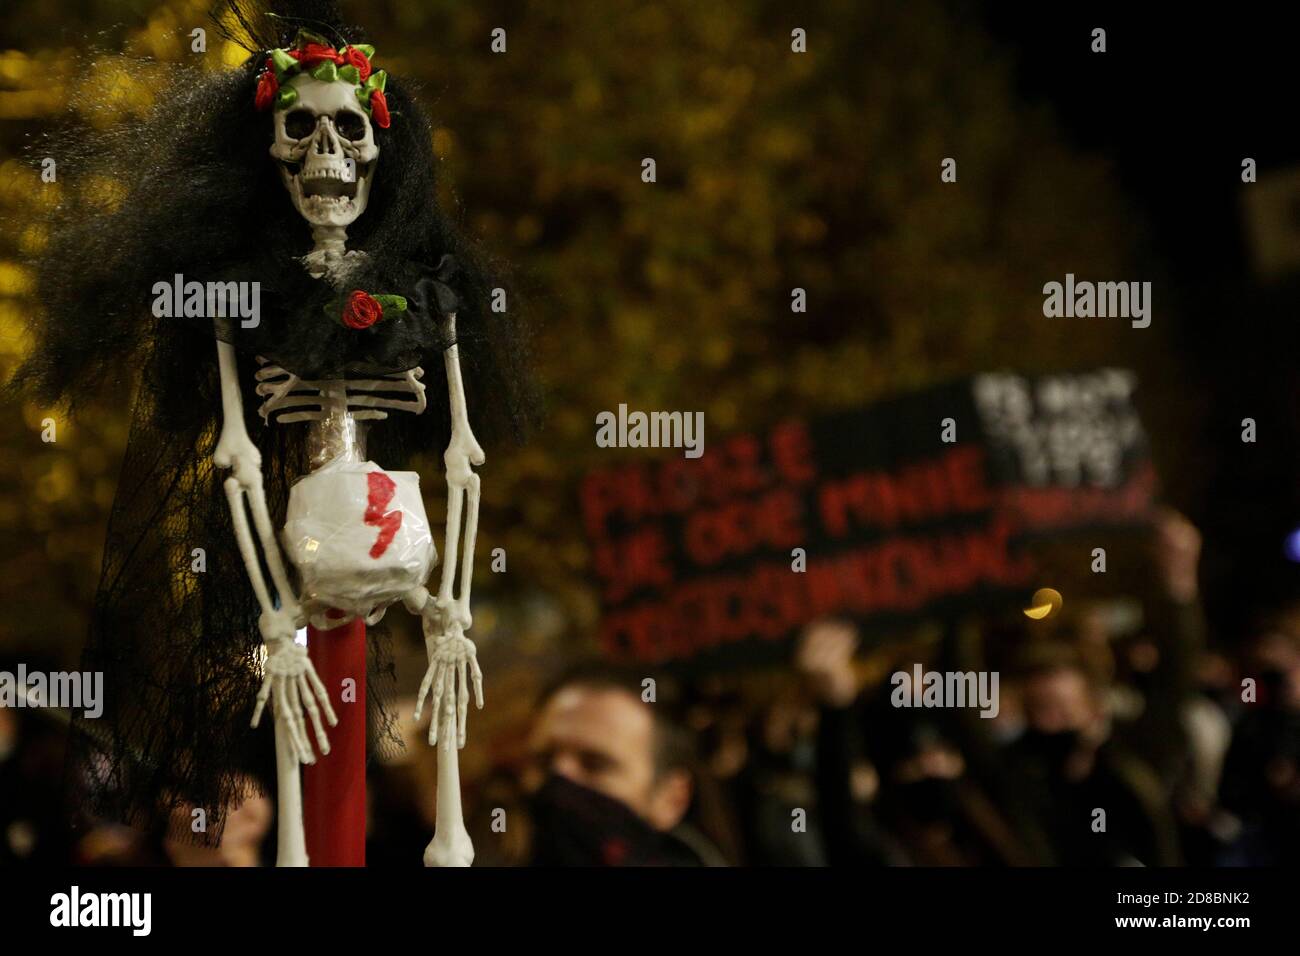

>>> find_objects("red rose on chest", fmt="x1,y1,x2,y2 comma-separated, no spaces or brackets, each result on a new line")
341,290,383,329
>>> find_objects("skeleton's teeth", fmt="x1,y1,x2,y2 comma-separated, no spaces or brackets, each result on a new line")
300,172,359,200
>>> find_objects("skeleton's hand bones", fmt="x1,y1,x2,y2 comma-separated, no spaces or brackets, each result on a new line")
411,591,483,749
251,638,338,764
414,629,483,750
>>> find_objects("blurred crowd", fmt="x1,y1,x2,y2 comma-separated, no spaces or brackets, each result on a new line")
2,510,1299,868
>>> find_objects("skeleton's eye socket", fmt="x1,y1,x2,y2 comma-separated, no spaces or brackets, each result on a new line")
335,112,368,142
284,109,317,140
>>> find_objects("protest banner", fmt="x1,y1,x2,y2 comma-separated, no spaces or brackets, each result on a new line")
581,369,1156,667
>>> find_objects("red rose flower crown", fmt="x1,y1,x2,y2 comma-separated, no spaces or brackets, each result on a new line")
254,28,391,129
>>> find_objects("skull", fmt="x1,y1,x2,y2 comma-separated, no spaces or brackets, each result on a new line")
270,74,378,230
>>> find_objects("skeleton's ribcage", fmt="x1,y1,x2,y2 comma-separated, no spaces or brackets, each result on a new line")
256,359,437,627
254,359,428,423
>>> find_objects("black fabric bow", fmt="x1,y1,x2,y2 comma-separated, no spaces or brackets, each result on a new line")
420,253,460,317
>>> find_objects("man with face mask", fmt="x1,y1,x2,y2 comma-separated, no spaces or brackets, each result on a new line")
1003,644,1180,866
521,666,728,866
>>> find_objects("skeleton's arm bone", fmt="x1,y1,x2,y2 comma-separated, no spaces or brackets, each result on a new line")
410,312,484,739
211,323,322,866
435,312,485,629
212,327,299,622
221,475,277,618
405,311,484,868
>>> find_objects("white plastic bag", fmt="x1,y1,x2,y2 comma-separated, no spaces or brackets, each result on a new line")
282,459,436,627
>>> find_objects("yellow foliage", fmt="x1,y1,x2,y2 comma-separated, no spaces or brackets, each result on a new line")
431,127,456,159
0,300,33,359
35,459,75,504
81,174,128,211
0,260,32,296
220,41,250,69
75,57,158,126
0,49,30,82
18,225,46,255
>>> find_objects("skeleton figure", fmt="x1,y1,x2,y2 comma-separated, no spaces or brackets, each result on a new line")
14,1,533,866
214,47,485,866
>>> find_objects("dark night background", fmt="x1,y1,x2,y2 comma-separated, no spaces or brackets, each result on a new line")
979,3,1300,636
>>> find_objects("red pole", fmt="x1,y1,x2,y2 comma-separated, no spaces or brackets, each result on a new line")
302,617,368,866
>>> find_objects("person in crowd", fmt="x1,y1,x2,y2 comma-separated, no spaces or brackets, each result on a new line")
1216,607,1300,865
78,773,273,866
1001,641,1180,865
161,781,272,867
962,509,1208,866
1106,509,1209,795
726,679,830,866
518,663,734,865
797,620,1030,866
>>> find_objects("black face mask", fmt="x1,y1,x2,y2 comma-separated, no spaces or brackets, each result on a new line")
1259,668,1289,710
526,774,696,867
895,778,960,824
1020,729,1082,771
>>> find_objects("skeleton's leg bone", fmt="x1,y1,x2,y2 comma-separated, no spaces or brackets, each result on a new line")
424,703,474,868
273,706,308,867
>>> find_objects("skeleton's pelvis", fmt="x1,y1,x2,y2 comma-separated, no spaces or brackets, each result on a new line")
282,459,436,628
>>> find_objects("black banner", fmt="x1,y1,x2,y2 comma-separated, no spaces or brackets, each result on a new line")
581,369,1157,667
